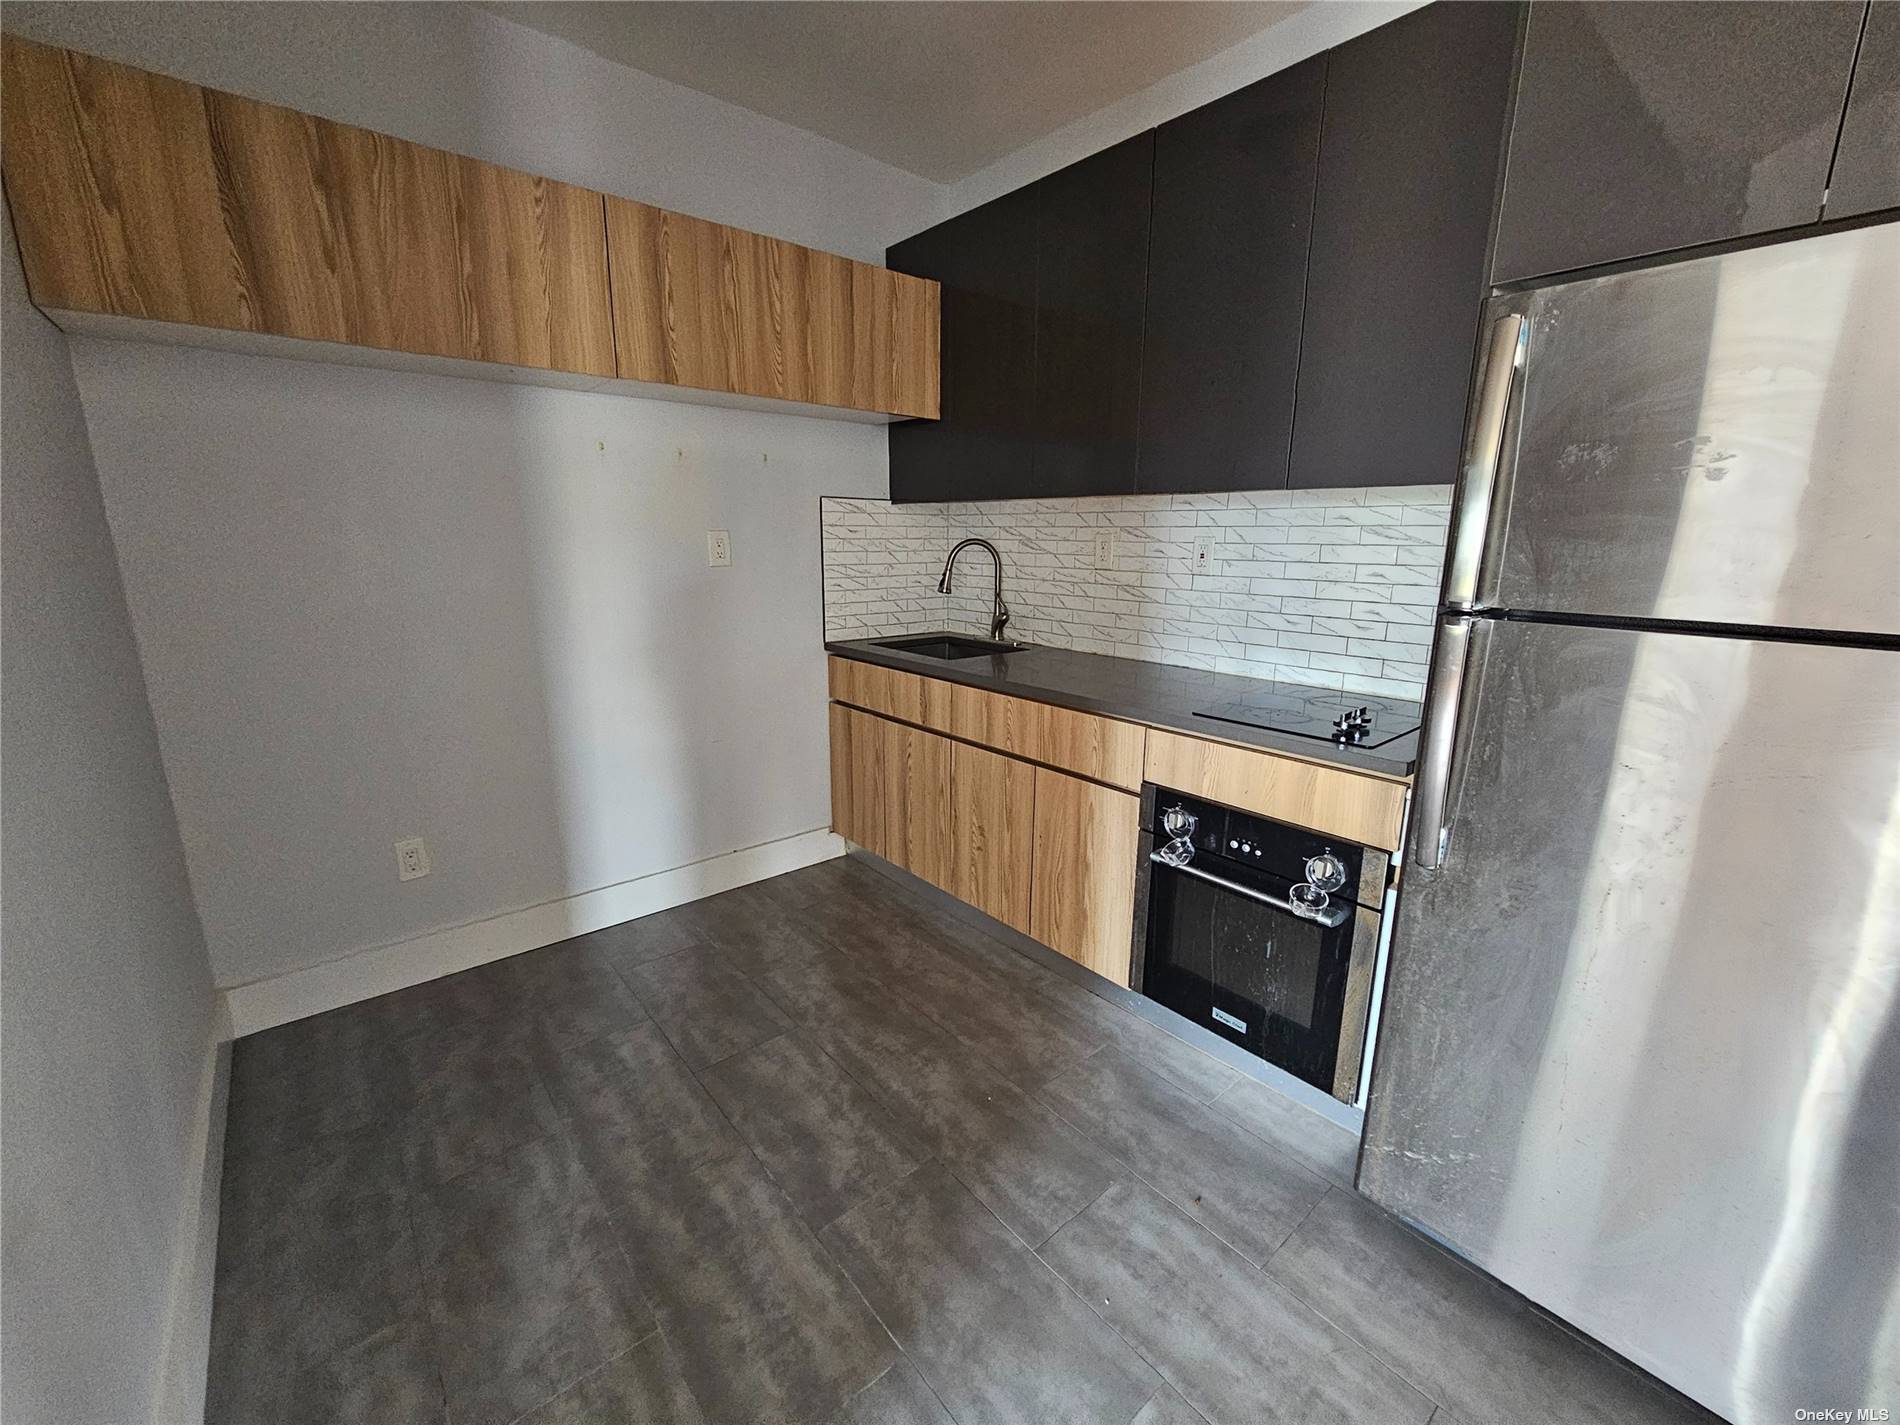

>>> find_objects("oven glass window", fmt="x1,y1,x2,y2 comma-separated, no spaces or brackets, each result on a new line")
1143,859,1354,1093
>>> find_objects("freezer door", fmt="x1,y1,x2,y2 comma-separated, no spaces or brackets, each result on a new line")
1473,222,1900,636
1361,617,1900,1423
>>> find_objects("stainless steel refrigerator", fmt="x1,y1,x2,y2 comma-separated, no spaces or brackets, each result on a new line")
1359,222,1900,1423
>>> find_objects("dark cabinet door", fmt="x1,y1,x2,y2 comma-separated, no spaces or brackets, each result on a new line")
1828,1,1900,219
1030,132,1153,497
887,185,1039,503
1493,1,1867,284
1289,1,1522,490
1138,56,1325,495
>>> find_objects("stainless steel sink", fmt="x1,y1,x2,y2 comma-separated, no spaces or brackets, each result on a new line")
871,633,1023,661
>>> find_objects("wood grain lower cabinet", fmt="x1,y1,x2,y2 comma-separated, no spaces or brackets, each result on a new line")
829,704,886,856
884,719,952,892
828,704,950,886
921,678,1145,792
1143,728,1407,851
949,741,1034,934
826,655,929,725
1029,767,1140,986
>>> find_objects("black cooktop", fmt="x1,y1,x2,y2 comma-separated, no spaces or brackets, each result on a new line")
1193,685,1424,749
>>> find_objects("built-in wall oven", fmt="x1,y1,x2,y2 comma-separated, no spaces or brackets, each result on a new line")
1132,785,1389,1103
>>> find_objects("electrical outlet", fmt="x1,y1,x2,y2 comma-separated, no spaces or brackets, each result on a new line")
394,836,431,882
1092,529,1116,569
706,529,732,567
1193,534,1218,572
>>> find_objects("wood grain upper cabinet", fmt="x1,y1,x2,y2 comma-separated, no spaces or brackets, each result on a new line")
1827,1,1900,220
0,36,240,328
1029,767,1141,985
1492,2,1868,283
1030,132,1153,498
606,196,939,418
886,185,1040,501
1288,3,1521,490
1137,55,1325,495
1,35,615,375
2,37,935,414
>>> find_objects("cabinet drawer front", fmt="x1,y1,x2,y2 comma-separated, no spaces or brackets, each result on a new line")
828,657,928,724
1029,767,1140,986
924,681,1144,790
1144,729,1407,851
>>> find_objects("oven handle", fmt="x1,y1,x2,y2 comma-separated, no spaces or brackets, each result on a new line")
1149,853,1352,929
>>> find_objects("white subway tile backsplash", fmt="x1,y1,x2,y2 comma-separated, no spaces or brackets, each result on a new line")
820,486,1451,698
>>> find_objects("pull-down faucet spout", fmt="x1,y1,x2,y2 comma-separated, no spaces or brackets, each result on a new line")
938,538,1010,642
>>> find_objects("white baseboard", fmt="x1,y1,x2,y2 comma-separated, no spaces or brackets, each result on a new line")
151,1027,230,1425
218,828,845,1038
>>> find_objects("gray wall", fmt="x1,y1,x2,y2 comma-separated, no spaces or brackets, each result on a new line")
0,211,218,1424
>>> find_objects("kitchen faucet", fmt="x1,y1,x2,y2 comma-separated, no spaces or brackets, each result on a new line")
938,538,1010,642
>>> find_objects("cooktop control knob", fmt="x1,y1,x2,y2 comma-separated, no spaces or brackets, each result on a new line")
1162,806,1197,838
1304,852,1348,892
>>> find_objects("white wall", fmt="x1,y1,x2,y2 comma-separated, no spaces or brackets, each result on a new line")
0,210,219,1425
73,341,884,988
0,2,918,993
0,0,941,261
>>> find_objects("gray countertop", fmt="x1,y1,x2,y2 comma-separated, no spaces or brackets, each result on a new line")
826,637,1419,779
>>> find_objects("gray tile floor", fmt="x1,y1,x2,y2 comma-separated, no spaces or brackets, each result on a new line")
210,855,1714,1425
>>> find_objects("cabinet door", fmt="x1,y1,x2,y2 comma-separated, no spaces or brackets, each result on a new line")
0,36,238,327
1289,2,1521,490
883,721,952,891
950,742,1034,934
453,159,616,377
829,704,887,857
1493,1,1866,283
887,186,1040,501
1138,56,1325,495
1029,768,1140,985
1827,1,1900,220
1030,132,1153,497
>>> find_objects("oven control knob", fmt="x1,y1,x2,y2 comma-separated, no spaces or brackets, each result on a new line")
1162,806,1197,838
1304,853,1348,892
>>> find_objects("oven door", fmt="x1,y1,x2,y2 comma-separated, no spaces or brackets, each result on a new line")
1137,835,1379,1101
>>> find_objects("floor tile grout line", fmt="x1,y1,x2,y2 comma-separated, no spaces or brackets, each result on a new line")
852,851,1247,1098
1019,1191,1180,1421
1251,1187,1450,1419
1030,1053,1328,1271
493,1325,658,1425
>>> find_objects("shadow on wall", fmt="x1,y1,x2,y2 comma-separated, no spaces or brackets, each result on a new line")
68,337,887,1001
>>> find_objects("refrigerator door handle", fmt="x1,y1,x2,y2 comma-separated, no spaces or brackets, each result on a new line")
1411,615,1475,870
1444,313,1527,611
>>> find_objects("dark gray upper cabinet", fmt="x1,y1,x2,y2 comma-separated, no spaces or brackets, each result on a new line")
1829,1,1900,219
1030,132,1153,497
1138,55,1326,495
887,186,1039,503
1289,2,1522,491
1492,1,1868,284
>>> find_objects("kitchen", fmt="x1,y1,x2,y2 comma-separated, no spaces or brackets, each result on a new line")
3,4,1895,1425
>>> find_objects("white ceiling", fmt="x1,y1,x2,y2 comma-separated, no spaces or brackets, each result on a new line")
481,1,1307,183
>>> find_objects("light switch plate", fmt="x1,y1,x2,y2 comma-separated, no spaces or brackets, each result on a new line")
706,529,732,567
